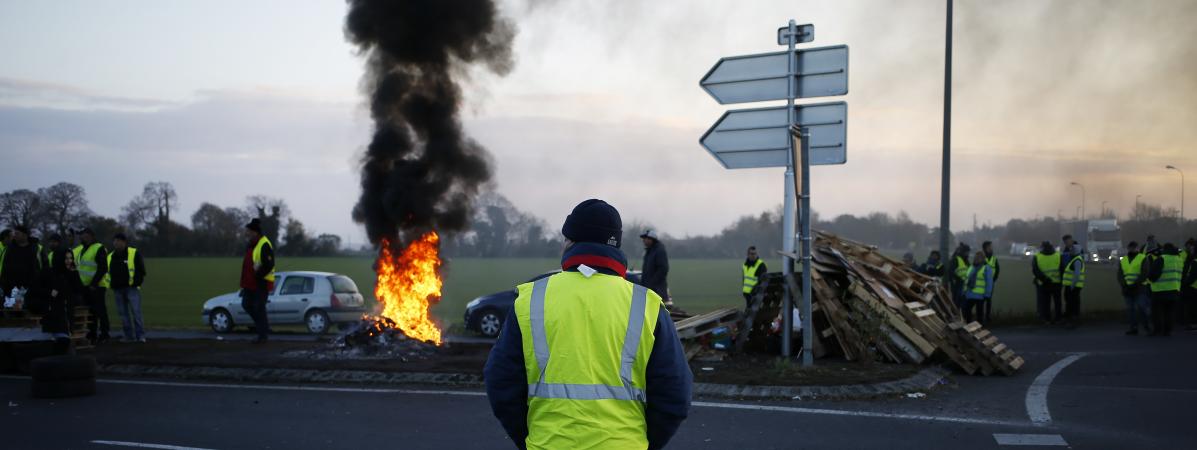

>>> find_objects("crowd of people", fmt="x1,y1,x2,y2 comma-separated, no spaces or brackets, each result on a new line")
907,234,1197,335
0,225,147,346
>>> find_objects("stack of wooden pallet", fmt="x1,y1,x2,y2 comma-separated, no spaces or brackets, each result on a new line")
748,231,1023,375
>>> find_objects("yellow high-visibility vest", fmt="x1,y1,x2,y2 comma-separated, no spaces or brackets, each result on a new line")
1120,253,1146,286
252,236,275,282
1035,252,1062,284
514,271,662,449
954,256,969,281
1151,254,1183,293
1062,255,1086,288
73,243,108,287
104,247,138,287
742,259,764,294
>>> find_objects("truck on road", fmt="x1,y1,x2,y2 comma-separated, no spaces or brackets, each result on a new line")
1062,219,1122,263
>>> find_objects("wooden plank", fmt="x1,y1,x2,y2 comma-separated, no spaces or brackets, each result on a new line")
963,322,983,333
981,336,999,348
991,343,1007,355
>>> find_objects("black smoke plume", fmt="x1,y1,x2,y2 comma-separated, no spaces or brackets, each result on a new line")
345,0,515,245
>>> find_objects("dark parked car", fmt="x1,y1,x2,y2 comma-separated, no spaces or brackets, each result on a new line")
464,270,642,337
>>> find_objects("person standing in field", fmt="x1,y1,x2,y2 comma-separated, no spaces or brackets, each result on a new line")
981,241,1000,323
106,233,147,343
1180,238,1197,331
963,251,993,324
640,229,671,307
741,246,768,309
919,250,944,277
1061,242,1086,328
240,218,275,343
1,225,41,299
1117,241,1151,335
484,199,691,450
41,234,62,272
1032,241,1063,325
950,243,971,309
73,228,110,344
1147,242,1184,336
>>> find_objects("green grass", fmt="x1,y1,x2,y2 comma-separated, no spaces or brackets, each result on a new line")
116,256,1125,331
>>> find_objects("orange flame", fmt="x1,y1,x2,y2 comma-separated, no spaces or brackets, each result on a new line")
375,232,443,345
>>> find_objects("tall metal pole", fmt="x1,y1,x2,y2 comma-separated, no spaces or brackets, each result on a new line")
1167,165,1184,224
938,0,953,285
799,127,814,367
781,19,798,358
1070,181,1085,220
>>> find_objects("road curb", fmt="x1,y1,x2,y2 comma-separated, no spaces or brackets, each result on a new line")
97,363,950,401
692,367,951,401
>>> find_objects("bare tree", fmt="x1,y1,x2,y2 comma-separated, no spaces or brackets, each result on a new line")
120,195,156,232
244,195,290,242
141,181,178,222
0,189,42,228
37,182,92,234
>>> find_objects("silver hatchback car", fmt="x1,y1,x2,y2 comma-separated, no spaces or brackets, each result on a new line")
201,271,367,334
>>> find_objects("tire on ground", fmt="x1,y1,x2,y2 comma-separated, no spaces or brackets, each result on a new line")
31,378,96,399
30,355,97,381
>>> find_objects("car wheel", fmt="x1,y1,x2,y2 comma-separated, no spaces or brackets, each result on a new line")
209,309,234,334
479,310,503,338
306,310,331,335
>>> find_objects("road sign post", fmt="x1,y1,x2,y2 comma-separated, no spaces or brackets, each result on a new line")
699,19,848,366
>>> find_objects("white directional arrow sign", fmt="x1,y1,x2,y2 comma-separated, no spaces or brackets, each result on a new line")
700,45,848,104
700,101,846,169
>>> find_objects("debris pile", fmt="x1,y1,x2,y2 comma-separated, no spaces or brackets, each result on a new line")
283,317,438,362
745,232,1024,375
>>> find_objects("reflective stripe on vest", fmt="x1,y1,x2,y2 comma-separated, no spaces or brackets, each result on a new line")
1151,254,1183,293
527,277,649,402
1035,252,1062,284
252,236,275,282
75,243,104,286
1062,255,1086,288
742,259,764,294
104,247,138,287
985,255,998,272
955,256,969,281
1120,253,1145,285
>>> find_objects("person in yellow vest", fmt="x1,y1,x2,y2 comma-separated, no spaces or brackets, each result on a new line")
1117,241,1152,335
741,246,768,309
40,234,62,271
1031,240,1063,325
106,233,147,343
1182,238,1197,331
240,219,275,343
73,228,110,344
1147,243,1184,336
981,241,1000,323
0,229,10,281
484,199,691,450
963,251,994,324
1062,244,1086,327
950,243,972,309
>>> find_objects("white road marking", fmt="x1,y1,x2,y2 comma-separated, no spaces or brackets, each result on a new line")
993,433,1069,446
91,440,216,450
691,401,1020,426
1026,352,1088,426
0,376,1022,427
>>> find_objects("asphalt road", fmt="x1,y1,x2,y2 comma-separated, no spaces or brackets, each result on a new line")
3,323,1194,449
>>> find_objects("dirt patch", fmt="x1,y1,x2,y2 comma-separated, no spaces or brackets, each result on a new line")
89,339,492,375
690,355,922,386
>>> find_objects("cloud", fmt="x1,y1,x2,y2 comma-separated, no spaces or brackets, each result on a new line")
0,77,179,111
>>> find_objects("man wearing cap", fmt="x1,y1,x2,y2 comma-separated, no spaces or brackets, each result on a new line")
41,234,62,272
742,246,768,309
640,229,671,306
240,218,275,343
485,199,691,450
107,233,147,342
73,228,110,343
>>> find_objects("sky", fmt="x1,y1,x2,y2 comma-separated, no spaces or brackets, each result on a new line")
1,0,1194,246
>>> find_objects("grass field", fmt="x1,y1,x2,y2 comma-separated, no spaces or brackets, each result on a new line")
119,255,1126,332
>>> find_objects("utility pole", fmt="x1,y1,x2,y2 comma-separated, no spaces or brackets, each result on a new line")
1166,165,1184,224
938,0,953,286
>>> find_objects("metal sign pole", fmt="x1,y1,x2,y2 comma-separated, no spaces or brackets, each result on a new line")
799,127,814,367
780,19,798,358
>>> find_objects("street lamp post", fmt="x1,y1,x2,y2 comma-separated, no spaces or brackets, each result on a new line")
1166,165,1184,224
1101,200,1108,218
1134,194,1142,220
1070,181,1086,221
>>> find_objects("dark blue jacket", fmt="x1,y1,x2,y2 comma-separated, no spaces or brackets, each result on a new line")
484,243,692,450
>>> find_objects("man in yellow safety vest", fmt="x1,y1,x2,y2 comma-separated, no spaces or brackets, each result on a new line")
981,241,1001,323
742,246,768,309
1117,241,1151,335
484,199,691,450
107,233,147,342
1062,243,1086,327
240,218,275,343
73,227,110,344
1148,243,1184,336
1032,241,1063,325
1181,238,1197,331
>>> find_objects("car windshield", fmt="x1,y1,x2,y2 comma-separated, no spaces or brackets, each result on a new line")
328,275,359,294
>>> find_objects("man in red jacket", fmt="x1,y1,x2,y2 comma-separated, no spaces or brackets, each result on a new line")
240,219,275,343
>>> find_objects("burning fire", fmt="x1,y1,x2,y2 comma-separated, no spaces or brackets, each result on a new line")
374,232,443,345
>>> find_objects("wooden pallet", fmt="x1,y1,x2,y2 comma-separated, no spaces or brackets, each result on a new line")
674,307,741,340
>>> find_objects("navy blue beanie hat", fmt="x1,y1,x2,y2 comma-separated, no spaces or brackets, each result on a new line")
562,199,622,248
